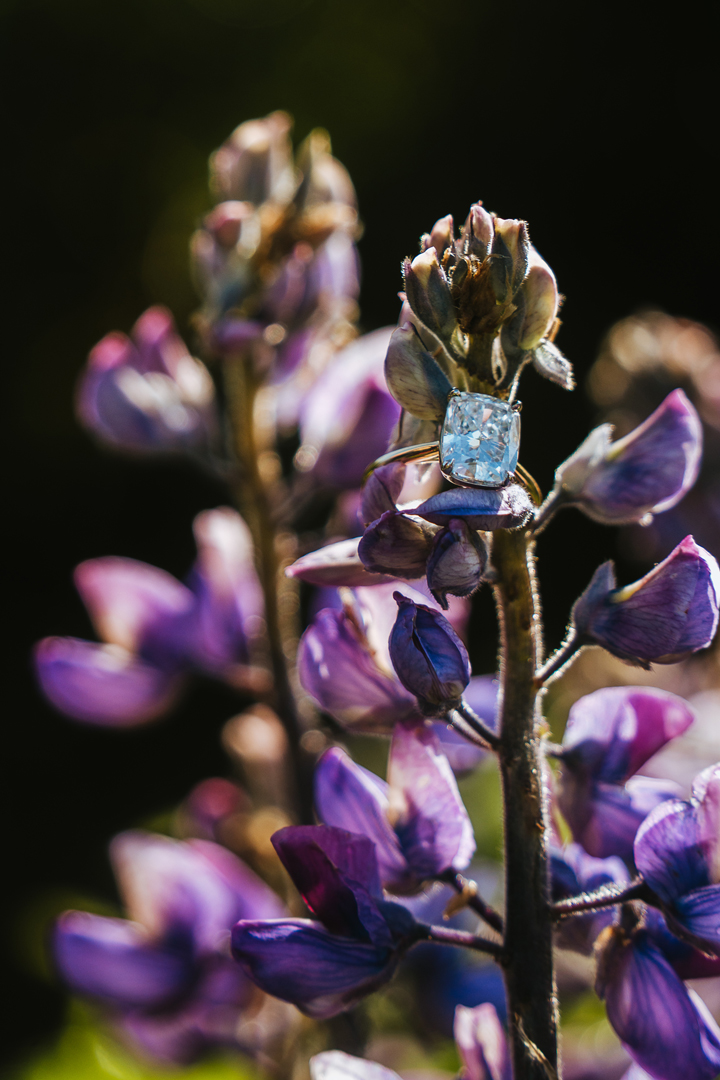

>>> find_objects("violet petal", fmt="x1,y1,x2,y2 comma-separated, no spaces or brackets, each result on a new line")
414,485,533,531
454,1003,512,1080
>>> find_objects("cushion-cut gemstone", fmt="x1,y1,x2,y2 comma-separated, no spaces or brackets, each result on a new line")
440,392,520,487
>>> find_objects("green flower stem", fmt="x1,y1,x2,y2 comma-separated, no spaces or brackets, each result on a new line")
492,528,559,1080
223,355,313,823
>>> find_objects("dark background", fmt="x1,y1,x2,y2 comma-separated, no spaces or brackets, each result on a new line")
3,0,718,1067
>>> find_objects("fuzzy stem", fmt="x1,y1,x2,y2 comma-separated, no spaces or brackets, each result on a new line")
492,528,558,1080
455,700,500,749
422,923,503,958
223,356,313,823
552,879,649,918
439,869,505,934
531,488,566,535
535,629,582,687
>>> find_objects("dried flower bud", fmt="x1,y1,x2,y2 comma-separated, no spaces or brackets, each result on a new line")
513,250,559,351
460,203,494,261
489,218,530,303
384,324,453,420
426,519,488,608
422,214,455,260
530,340,574,390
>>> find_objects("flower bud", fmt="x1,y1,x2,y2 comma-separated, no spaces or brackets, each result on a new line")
552,389,702,525
512,250,559,351
460,203,494,261
421,214,455,260
403,249,457,344
210,111,294,206
389,593,470,716
384,324,453,420
530,340,574,390
572,536,720,666
489,218,530,303
358,512,436,578
426,519,488,608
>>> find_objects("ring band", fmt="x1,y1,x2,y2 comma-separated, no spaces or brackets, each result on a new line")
363,442,543,507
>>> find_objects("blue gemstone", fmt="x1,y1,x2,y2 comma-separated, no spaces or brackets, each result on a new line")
440,392,520,487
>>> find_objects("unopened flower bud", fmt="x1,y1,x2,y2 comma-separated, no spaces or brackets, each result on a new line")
358,511,436,578
553,389,702,525
489,218,530,303
460,203,494,261
426,519,488,609
572,536,720,666
421,214,455,260
210,110,294,206
530,340,574,390
384,324,453,420
389,593,471,716
403,249,457,344
513,250,559,351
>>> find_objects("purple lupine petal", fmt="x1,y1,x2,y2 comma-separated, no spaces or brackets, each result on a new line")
286,538,395,587
388,721,476,880
454,1003,512,1080
695,763,720,884
671,884,720,956
389,594,471,716
187,507,264,673
110,831,261,953
361,463,407,525
560,772,682,861
634,799,710,902
74,557,194,655
573,538,720,665
188,839,286,921
597,929,720,1080
359,511,436,578
298,607,416,733
646,908,720,979
231,919,397,1018
414,486,533,531
34,637,182,726
311,1051,401,1080
557,389,703,526
560,686,695,785
313,748,408,891
271,826,392,945
54,911,191,1007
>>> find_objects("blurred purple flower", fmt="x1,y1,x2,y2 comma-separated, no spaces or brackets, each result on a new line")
311,1052,401,1080
634,763,720,957
77,307,218,455
557,686,693,860
314,720,475,893
287,537,395,587
35,508,264,726
552,389,703,525
454,1003,512,1080
596,922,720,1080
389,593,470,716
297,583,424,733
231,825,419,1018
297,328,401,488
572,536,720,666
550,842,630,953
54,830,284,1063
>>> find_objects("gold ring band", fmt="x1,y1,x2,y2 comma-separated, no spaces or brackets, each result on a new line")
363,442,543,507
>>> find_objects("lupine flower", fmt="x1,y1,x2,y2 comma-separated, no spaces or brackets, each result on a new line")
426,519,488,608
572,536,720,666
550,842,630,953
231,826,419,1017
360,462,408,525
76,307,218,455
389,593,470,716
314,720,475,893
550,389,703,526
35,508,264,726
643,907,720,980
54,830,285,1063
634,763,720,956
286,536,394,587
595,919,720,1080
454,1003,512,1080
297,328,401,488
297,584,420,733
414,486,534,530
358,511,436,578
557,686,693,859
311,1052,401,1080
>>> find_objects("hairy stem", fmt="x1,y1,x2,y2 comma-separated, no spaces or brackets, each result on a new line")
535,629,582,687
223,356,313,822
439,869,505,934
552,879,649,918
492,528,558,1080
455,699,500,749
422,924,503,958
